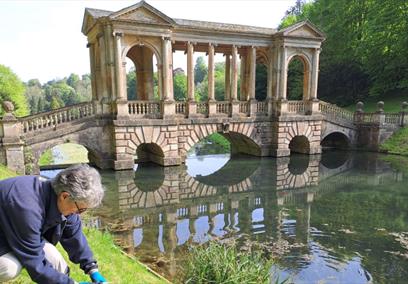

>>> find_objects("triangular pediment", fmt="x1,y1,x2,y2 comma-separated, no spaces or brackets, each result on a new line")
279,20,325,40
110,1,175,26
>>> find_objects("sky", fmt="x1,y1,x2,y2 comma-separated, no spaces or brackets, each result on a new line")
0,0,298,84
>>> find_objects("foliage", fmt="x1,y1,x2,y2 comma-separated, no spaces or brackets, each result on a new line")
38,149,54,166
194,56,207,85
183,241,275,284
127,67,137,100
0,64,29,117
255,64,267,101
24,74,91,114
173,73,187,101
380,127,408,155
10,228,167,284
287,59,304,100
280,0,408,106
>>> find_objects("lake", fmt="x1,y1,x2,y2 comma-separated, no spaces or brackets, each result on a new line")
42,151,408,283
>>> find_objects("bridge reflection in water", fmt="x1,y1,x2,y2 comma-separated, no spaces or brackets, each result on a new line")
94,152,404,281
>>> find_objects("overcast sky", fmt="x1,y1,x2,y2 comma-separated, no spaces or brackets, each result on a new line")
0,0,297,83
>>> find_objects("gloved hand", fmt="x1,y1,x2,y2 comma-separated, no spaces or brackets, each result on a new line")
79,282,92,284
90,271,107,283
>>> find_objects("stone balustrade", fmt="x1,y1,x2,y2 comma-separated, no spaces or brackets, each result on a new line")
175,102,186,116
128,101,161,117
319,101,354,122
216,101,230,115
239,101,249,115
196,102,208,116
20,102,95,134
256,101,268,114
288,100,306,114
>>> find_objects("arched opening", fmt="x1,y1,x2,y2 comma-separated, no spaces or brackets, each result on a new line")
133,163,165,192
321,132,350,150
39,143,89,168
255,64,267,101
321,149,351,169
289,135,310,154
288,154,310,175
287,55,310,101
136,143,164,166
126,45,159,101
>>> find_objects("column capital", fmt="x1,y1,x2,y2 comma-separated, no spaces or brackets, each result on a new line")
114,32,123,37
162,36,171,41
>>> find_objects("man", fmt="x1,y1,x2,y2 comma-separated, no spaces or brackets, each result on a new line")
0,164,107,284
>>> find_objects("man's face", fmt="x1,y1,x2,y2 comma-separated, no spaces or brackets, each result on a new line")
57,192,88,216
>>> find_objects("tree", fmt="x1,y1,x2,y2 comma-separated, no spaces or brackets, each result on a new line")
194,57,207,85
173,73,187,101
0,64,29,117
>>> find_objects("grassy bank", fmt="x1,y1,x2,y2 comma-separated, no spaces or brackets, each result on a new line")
344,94,408,112
380,127,408,155
0,164,17,180
9,228,167,284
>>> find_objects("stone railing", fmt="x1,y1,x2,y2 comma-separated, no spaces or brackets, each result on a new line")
239,101,249,115
20,102,95,134
288,100,305,114
256,101,268,114
196,102,208,115
384,113,401,125
319,101,354,123
128,101,161,117
175,101,186,115
216,101,230,115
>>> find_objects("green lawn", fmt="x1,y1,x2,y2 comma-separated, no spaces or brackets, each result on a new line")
0,164,17,180
344,94,408,113
8,228,168,284
380,127,408,155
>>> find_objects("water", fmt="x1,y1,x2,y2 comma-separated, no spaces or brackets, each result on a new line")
41,151,408,283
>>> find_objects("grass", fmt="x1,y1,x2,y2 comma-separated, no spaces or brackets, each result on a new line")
0,164,17,180
38,149,54,166
380,127,408,155
344,94,408,113
183,242,285,284
8,228,168,284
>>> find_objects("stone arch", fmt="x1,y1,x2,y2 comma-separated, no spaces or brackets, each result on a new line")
29,139,101,174
321,131,350,150
180,123,263,160
124,39,161,101
283,120,319,155
286,51,312,100
289,135,310,154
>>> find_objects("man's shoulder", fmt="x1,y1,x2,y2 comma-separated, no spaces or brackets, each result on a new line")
0,176,42,200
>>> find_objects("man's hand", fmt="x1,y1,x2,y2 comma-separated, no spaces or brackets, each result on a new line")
90,271,107,283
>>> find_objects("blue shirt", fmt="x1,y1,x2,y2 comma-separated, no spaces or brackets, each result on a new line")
0,176,98,284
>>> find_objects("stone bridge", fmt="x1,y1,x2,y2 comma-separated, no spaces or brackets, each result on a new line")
0,1,407,174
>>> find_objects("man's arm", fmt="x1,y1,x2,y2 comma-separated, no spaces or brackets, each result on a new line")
60,214,98,274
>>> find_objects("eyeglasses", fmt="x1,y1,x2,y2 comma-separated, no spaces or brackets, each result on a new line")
74,201,88,214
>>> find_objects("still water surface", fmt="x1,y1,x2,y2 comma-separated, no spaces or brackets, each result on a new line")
43,151,408,283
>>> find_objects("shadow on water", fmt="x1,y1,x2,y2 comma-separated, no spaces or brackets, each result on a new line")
41,151,408,283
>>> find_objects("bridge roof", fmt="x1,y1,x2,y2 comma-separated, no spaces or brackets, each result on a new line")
82,1,277,35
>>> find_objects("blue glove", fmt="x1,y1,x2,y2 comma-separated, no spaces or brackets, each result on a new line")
90,271,107,283
79,282,91,284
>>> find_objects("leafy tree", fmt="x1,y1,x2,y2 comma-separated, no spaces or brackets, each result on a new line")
194,57,207,85
287,58,304,100
127,69,137,100
173,73,187,101
66,73,80,89
255,64,267,101
0,64,29,117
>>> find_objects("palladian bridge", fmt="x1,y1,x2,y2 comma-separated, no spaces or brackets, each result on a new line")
0,1,407,174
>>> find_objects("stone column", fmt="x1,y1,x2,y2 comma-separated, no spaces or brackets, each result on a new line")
230,45,239,116
1,102,25,174
186,42,197,117
277,46,288,115
208,44,217,116
239,54,247,101
114,32,128,118
143,49,155,100
224,54,231,101
88,42,103,116
248,46,257,117
162,37,175,118
307,48,321,114
267,47,275,117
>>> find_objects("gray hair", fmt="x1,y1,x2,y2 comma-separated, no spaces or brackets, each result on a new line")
51,164,104,208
